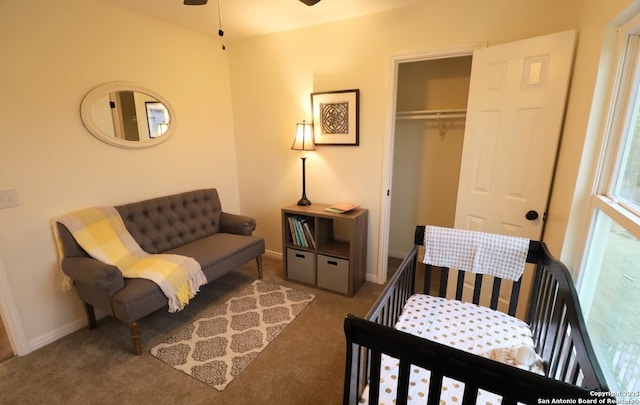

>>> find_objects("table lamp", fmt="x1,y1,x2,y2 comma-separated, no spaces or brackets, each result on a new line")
291,121,315,206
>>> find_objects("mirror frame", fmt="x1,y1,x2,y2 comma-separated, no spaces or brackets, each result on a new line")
80,82,176,149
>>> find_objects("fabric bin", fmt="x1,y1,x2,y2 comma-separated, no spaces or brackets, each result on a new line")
317,254,349,294
287,248,315,284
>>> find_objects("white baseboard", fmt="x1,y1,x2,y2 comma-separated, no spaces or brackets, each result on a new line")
263,250,282,260
27,316,87,353
0,258,30,356
366,273,381,284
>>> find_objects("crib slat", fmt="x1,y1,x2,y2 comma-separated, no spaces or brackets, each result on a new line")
472,273,483,304
343,341,357,404
410,253,417,294
368,351,382,404
551,307,571,380
440,267,449,297
427,371,443,405
391,287,400,323
490,277,501,310
461,382,479,405
356,347,366,403
527,262,545,332
542,283,561,362
395,360,411,405
508,277,522,316
534,272,555,354
566,344,581,384
455,270,464,300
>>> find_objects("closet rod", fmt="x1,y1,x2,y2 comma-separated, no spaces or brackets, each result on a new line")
396,109,466,120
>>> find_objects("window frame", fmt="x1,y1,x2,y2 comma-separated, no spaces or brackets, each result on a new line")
577,13,640,393
586,22,640,252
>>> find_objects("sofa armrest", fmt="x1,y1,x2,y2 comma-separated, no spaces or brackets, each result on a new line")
61,257,125,295
220,212,257,236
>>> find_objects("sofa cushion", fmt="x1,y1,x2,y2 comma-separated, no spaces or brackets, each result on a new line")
116,189,222,254
111,278,168,322
168,233,265,281
110,233,265,322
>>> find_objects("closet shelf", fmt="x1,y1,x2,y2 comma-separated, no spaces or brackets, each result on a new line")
396,109,467,120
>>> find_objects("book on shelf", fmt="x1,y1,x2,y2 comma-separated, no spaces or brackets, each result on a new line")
287,216,297,245
287,215,315,248
293,216,307,247
302,221,316,248
323,202,360,214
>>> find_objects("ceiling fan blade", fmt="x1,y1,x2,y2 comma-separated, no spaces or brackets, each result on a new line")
299,0,321,5
184,0,208,5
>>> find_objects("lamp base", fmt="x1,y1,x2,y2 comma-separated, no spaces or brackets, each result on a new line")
297,196,311,206
297,156,311,206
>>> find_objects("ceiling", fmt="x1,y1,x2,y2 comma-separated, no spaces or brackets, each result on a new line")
101,0,420,40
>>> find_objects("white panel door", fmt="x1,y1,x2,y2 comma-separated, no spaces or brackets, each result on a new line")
455,30,576,240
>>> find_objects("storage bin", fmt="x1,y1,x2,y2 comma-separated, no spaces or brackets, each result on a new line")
287,248,315,284
317,254,349,294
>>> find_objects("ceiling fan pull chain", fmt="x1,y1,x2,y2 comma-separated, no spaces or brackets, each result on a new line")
217,0,226,50
217,0,223,36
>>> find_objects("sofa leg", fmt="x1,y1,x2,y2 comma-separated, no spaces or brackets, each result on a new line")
84,303,97,330
129,322,142,355
256,256,263,279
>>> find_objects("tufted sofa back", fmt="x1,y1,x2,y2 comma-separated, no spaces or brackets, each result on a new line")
115,188,222,254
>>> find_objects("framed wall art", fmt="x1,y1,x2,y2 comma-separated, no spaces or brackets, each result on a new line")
311,89,359,145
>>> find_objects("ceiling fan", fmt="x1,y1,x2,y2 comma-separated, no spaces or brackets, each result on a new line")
184,0,321,5
183,0,321,50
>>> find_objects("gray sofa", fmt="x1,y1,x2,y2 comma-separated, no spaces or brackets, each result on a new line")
56,188,265,354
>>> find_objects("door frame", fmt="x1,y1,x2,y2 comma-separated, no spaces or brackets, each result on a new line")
0,256,29,356
377,42,485,284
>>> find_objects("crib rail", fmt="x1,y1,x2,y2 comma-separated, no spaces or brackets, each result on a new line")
526,241,607,389
345,315,600,405
343,243,418,403
343,225,610,405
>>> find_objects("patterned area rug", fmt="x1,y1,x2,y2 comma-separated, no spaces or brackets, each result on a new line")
150,280,315,390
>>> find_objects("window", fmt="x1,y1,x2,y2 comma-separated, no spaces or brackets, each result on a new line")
579,29,640,391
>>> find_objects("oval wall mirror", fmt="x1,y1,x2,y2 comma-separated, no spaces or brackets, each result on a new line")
80,82,175,148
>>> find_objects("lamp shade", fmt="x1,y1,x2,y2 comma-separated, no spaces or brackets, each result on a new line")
291,121,315,151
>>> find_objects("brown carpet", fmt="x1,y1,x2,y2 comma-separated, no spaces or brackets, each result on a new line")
0,256,384,404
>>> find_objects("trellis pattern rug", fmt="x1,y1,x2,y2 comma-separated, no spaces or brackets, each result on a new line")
150,280,315,390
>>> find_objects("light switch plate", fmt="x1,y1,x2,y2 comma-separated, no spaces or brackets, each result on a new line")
0,189,19,209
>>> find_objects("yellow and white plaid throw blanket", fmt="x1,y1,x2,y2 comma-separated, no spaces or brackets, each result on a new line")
56,206,207,313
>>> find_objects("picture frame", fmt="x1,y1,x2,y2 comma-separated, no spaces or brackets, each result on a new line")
311,89,359,145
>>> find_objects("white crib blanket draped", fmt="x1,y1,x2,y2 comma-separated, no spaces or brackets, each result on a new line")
423,225,529,281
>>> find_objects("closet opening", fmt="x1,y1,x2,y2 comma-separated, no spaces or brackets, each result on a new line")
387,55,473,278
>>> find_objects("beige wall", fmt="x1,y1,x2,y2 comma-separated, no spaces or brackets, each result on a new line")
1,0,637,354
553,0,640,271
229,0,586,280
0,1,239,352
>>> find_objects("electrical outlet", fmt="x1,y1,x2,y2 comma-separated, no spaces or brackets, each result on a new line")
0,189,19,209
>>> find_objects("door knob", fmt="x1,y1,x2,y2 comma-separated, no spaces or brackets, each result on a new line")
525,210,539,221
